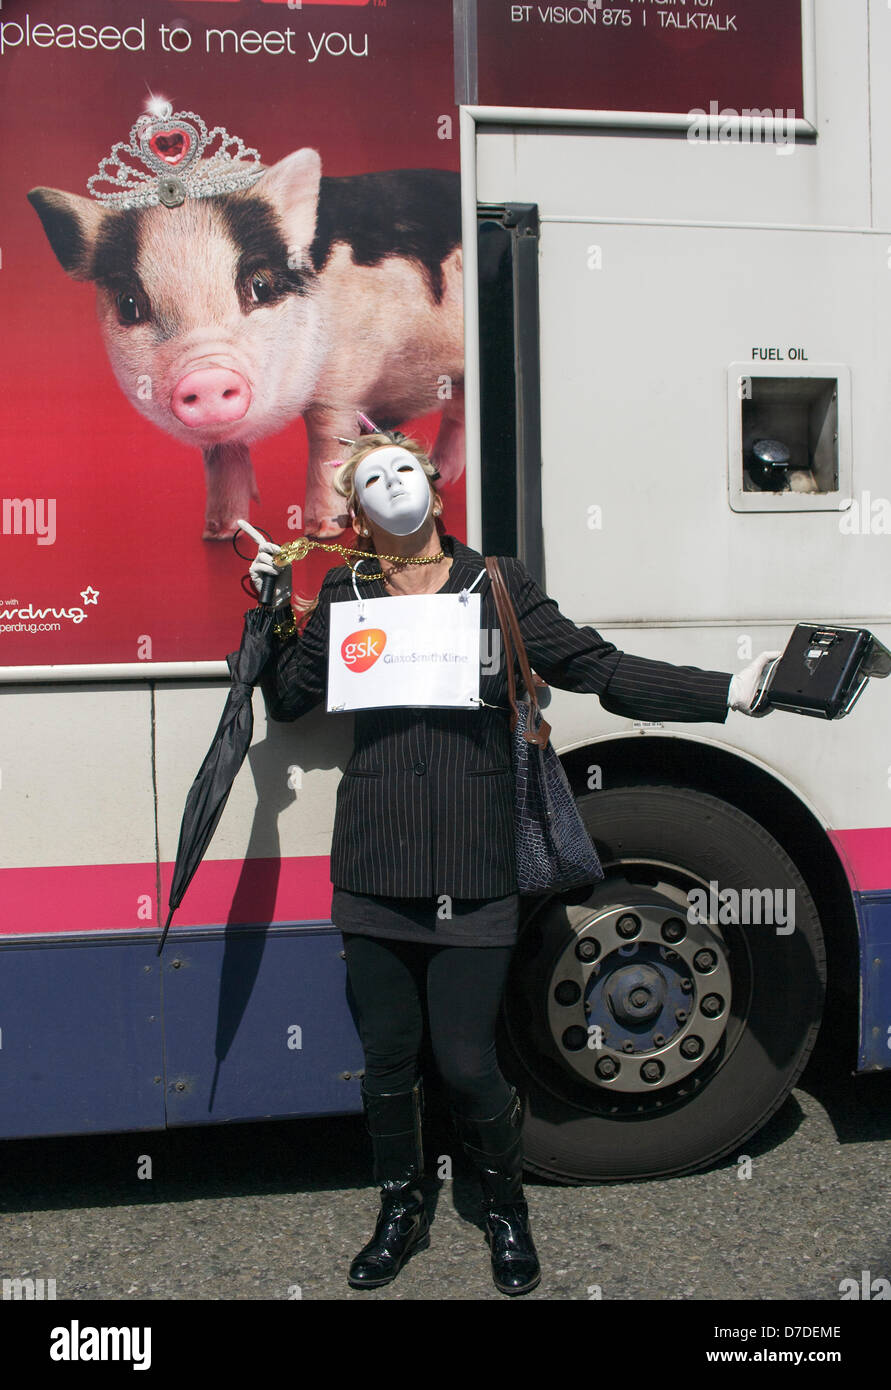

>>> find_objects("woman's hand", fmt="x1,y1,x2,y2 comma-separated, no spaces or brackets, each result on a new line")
249,540,293,609
728,651,782,715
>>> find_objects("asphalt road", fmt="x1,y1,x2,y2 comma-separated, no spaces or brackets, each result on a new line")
1,1037,889,1306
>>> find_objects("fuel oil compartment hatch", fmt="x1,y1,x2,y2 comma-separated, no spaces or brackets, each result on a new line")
727,362,852,512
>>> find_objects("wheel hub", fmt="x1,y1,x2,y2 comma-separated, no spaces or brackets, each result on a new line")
546,902,732,1094
603,962,667,1026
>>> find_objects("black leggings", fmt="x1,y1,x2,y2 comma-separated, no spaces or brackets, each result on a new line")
342,933,515,1119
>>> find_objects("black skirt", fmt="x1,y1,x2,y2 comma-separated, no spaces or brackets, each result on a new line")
331,887,520,947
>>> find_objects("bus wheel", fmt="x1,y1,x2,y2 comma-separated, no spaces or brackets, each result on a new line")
498,784,826,1182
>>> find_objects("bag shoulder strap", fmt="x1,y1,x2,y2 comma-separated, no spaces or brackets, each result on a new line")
485,557,551,747
485,557,518,727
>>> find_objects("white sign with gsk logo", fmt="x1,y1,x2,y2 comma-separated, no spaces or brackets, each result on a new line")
327,593,482,711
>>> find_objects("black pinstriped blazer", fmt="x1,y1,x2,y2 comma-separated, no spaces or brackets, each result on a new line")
257,534,733,897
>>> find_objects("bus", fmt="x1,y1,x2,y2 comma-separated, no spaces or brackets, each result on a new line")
1,0,887,1182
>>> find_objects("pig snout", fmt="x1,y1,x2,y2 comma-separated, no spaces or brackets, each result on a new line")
171,367,251,430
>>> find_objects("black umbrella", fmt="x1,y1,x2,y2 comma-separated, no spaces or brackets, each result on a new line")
156,603,278,955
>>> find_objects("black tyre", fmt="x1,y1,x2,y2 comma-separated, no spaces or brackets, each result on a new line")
498,784,826,1182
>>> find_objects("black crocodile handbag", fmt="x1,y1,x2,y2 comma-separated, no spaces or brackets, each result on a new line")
486,558,604,895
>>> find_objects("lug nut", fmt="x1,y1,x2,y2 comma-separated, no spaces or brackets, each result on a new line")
701,994,724,1018
617,914,641,939
694,949,717,972
661,917,686,943
576,938,600,961
680,978,693,994
641,1061,663,1083
595,1057,618,1079
680,1036,704,1059
675,1009,688,1023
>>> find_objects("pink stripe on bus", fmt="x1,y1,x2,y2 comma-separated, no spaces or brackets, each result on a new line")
3,832,889,937
0,858,334,935
827,828,891,893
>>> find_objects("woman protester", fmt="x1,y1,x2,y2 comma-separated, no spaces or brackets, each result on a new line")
248,431,776,1297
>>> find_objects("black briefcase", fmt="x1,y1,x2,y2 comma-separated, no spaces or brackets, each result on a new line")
752,625,891,719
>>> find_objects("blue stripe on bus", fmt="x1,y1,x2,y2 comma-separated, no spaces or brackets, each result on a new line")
852,892,891,1071
0,926,365,1141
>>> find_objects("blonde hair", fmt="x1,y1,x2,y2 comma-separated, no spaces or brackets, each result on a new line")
291,433,444,622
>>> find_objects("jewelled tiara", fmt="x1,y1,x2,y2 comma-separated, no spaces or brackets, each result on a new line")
87,98,264,210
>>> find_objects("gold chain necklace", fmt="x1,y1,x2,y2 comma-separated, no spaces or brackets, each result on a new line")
272,535,445,581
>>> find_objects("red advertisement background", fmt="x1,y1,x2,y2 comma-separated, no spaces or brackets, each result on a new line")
477,0,803,116
0,0,462,667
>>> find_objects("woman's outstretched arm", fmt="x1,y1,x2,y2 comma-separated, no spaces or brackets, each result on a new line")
502,557,733,724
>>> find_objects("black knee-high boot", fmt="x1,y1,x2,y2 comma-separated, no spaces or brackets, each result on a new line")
348,1078,430,1289
452,1087,541,1296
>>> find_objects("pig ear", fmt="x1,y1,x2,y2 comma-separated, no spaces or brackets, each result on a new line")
256,149,322,256
27,188,108,281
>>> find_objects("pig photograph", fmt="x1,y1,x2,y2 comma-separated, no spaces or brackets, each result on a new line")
1,0,462,667
28,110,464,541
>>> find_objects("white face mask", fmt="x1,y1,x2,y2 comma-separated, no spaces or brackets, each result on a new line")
353,446,434,537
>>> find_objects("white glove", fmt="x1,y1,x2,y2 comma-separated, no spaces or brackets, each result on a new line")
728,650,782,714
249,539,292,609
